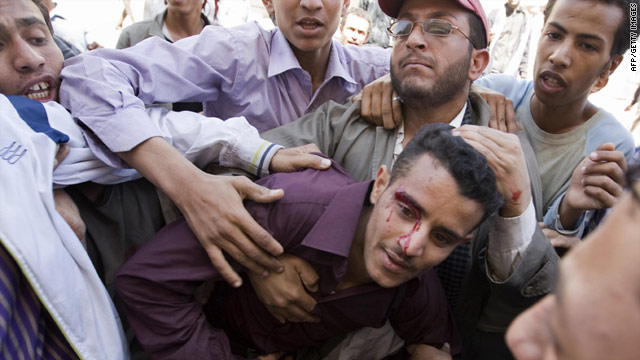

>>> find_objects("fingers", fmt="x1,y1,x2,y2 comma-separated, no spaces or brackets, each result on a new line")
504,101,519,134
54,144,69,170
203,245,244,287
292,256,320,293
380,81,395,130
236,177,285,204
359,84,374,124
391,91,403,128
269,144,331,173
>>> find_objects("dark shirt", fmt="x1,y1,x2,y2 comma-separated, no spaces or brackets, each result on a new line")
115,162,457,359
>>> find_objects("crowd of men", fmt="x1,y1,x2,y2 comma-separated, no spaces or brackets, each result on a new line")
0,0,638,359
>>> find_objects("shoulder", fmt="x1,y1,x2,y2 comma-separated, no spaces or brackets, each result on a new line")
256,160,358,205
586,109,636,160
199,22,274,50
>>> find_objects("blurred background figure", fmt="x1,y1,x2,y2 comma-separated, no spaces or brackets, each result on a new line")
357,0,392,48
41,0,102,59
339,7,371,46
214,0,250,27
486,0,532,78
117,0,212,113
143,0,165,20
116,0,136,30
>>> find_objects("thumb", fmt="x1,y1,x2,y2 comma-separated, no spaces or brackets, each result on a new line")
235,177,284,203
294,259,320,293
293,154,332,171
596,142,615,152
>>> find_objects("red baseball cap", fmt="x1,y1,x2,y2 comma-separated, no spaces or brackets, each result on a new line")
378,0,490,47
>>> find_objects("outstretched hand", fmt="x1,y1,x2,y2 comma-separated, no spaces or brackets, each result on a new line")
559,143,626,229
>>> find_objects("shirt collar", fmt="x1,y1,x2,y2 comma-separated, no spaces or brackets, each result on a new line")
268,29,304,77
298,180,372,259
267,31,357,85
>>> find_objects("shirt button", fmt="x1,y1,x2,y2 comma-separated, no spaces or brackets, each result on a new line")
524,285,534,295
330,290,336,294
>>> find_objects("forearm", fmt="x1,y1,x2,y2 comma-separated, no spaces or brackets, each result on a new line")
153,108,281,177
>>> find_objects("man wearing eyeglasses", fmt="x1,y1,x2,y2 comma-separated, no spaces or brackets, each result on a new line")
255,0,557,358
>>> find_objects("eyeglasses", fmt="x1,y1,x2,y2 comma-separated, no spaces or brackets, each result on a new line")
387,19,477,49
626,162,640,203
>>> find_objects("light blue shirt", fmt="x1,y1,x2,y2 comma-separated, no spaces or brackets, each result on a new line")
60,22,390,153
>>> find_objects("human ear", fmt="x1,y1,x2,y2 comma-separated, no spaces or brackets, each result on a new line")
468,48,490,81
262,0,274,16
591,55,623,93
370,165,390,205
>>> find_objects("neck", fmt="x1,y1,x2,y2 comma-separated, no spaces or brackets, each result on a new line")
402,95,468,146
164,10,204,41
337,206,373,291
530,95,597,134
292,42,333,94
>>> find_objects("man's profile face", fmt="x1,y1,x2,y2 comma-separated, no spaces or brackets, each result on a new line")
340,13,370,46
507,188,640,360
362,153,482,288
264,0,349,55
0,0,62,102
532,0,622,108
389,0,475,108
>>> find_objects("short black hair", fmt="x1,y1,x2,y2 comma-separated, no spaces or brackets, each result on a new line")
467,13,487,50
341,7,371,29
543,0,636,56
390,123,503,227
30,0,54,35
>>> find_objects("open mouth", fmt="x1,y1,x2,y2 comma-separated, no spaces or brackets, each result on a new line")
297,18,323,31
539,71,567,92
24,81,52,101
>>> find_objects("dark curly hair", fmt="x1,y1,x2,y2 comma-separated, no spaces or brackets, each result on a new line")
390,123,503,228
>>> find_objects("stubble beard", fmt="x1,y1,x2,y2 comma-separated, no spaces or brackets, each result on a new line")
391,51,472,110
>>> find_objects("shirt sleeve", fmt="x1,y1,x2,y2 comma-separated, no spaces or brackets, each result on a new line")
114,218,245,359
59,26,243,153
486,200,536,281
474,74,534,109
389,271,460,356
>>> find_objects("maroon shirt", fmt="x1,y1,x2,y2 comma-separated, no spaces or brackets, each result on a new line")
115,162,457,359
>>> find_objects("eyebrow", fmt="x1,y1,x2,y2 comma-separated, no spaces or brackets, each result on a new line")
395,190,466,240
548,21,606,43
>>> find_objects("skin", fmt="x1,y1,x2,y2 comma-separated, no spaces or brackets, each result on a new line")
530,0,626,228
340,13,370,46
387,0,489,143
0,2,330,288
359,0,489,132
507,184,640,360
164,0,207,41
0,0,62,102
262,0,349,91
355,154,481,289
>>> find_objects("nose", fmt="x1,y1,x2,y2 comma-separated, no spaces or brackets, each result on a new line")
300,0,322,11
398,222,427,258
13,39,46,73
405,22,428,51
548,40,571,68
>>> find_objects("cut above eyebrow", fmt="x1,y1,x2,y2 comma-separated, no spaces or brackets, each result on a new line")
548,21,606,42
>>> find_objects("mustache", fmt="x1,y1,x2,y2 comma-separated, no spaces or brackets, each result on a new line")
397,53,437,68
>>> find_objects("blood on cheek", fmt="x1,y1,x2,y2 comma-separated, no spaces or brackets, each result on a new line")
393,190,422,255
